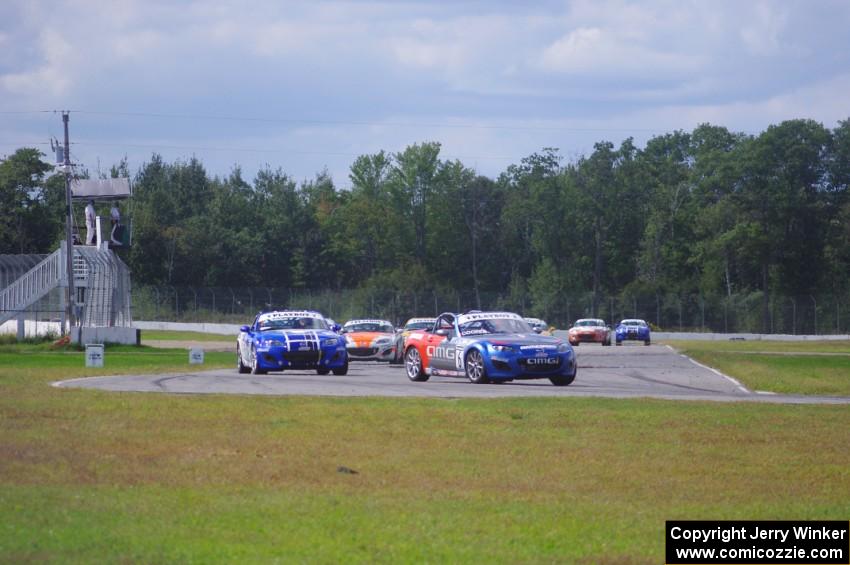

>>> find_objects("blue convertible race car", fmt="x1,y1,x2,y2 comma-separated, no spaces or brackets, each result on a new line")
404,311,577,386
237,310,349,375
615,319,651,346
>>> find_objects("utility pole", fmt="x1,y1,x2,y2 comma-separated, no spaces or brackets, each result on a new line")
62,111,75,334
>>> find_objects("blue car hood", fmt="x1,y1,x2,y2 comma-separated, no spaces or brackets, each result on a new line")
467,333,566,347
255,329,338,340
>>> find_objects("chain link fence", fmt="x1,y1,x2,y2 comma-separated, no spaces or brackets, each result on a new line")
131,286,850,334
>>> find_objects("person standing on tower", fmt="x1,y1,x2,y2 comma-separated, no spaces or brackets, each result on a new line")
85,199,96,245
110,201,121,245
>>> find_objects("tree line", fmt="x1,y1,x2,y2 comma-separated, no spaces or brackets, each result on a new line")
2,118,849,330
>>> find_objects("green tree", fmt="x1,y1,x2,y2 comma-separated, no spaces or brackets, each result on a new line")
0,148,55,254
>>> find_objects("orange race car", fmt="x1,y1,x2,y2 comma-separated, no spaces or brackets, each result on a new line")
341,318,398,361
567,318,612,346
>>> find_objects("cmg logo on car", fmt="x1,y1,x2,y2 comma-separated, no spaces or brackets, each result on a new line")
526,357,559,365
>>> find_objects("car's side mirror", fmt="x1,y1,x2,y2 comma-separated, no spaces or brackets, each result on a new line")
533,328,543,334
435,328,450,337
331,324,341,333
240,325,251,333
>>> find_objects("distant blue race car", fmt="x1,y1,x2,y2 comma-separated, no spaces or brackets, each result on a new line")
237,310,349,375
404,311,576,386
615,319,651,346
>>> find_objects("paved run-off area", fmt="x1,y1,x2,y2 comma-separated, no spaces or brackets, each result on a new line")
53,344,850,405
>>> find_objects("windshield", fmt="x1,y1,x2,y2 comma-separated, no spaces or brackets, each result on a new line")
575,320,604,327
257,317,328,331
345,322,394,333
459,317,533,337
620,320,647,327
404,321,434,331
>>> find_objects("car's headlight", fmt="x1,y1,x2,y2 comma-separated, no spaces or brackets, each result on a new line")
373,337,392,346
557,342,569,352
261,339,283,347
322,338,339,347
490,344,515,352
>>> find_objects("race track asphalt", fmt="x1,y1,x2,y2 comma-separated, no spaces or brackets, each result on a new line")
53,344,850,405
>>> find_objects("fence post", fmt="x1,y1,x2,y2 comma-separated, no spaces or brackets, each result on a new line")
169,286,178,319
655,292,661,329
678,296,682,331
810,295,817,335
790,297,796,335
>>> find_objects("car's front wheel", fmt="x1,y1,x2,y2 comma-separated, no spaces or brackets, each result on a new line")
550,371,576,386
250,346,267,375
316,367,331,375
237,345,250,374
644,339,651,346
332,356,349,376
465,349,489,384
405,347,428,382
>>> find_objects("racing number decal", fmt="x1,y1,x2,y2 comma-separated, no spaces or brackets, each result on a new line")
455,345,464,370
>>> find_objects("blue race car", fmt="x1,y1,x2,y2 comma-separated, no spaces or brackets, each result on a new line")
237,310,348,375
403,311,576,386
615,319,651,346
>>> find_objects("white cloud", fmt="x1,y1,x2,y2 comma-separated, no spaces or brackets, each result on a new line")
538,26,701,75
1,28,74,97
739,1,789,56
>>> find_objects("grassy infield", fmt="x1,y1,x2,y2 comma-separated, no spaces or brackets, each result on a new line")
1,336,849,563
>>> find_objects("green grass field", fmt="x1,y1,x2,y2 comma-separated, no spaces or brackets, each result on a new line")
667,339,850,396
140,329,235,342
1,340,849,563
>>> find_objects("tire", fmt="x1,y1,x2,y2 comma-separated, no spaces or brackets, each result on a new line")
616,340,622,346
332,356,349,376
465,349,489,384
644,339,651,346
237,345,250,374
316,367,331,375
405,347,428,382
550,371,576,386
573,342,579,347
602,337,611,346
250,346,267,375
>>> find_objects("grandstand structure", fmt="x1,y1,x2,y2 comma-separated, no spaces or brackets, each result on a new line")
0,240,137,344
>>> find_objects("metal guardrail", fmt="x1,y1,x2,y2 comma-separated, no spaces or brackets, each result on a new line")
131,286,850,335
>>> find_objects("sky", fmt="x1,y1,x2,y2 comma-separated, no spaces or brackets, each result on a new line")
2,0,849,188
